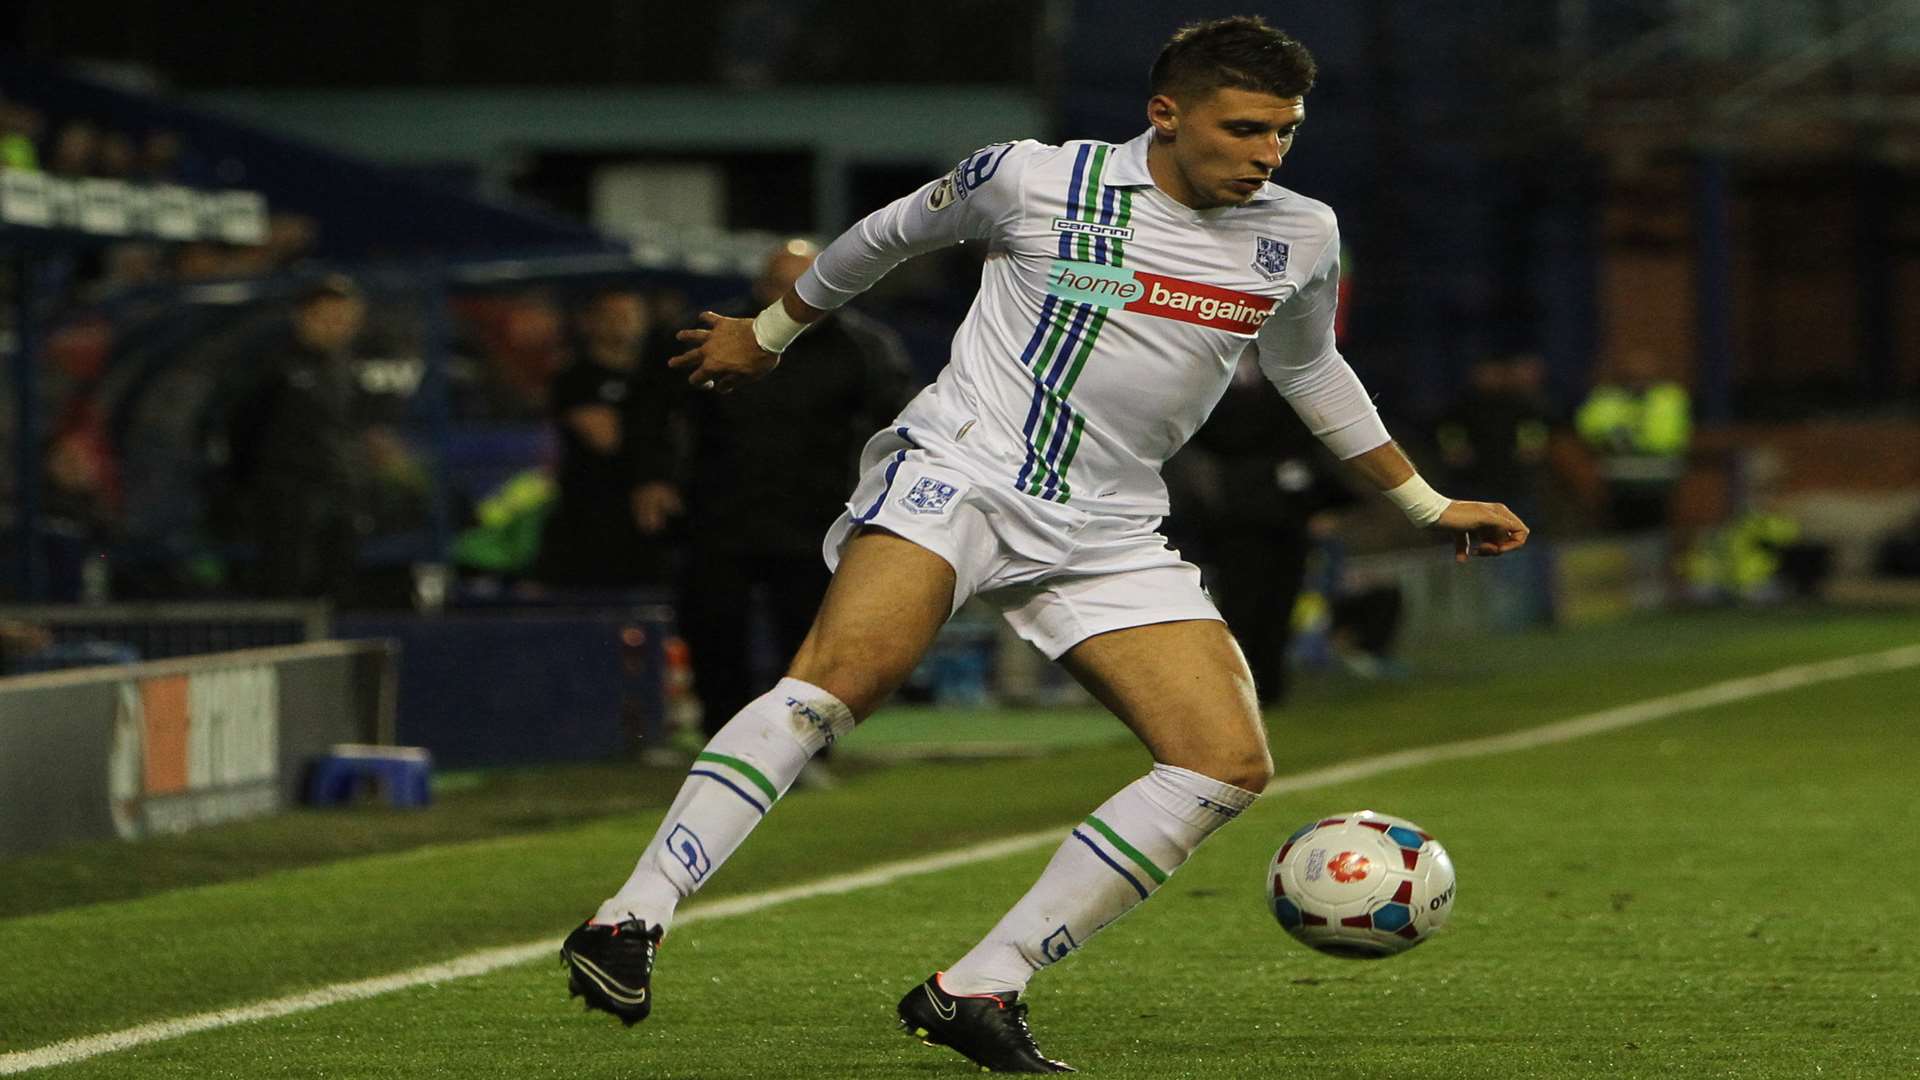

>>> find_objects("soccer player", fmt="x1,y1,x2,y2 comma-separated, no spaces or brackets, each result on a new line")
561,16,1528,1073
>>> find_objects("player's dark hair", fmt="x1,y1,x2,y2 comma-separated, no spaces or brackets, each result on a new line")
1149,16,1317,103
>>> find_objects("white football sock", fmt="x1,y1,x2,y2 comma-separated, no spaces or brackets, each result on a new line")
594,677,854,933
940,763,1258,996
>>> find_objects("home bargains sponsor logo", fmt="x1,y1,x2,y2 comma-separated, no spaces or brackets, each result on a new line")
1045,260,1277,334
109,665,281,839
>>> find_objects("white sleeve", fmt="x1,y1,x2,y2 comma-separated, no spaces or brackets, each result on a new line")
1253,224,1391,460
795,140,1039,311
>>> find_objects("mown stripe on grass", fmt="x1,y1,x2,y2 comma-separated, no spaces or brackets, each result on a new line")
3,642,1915,1076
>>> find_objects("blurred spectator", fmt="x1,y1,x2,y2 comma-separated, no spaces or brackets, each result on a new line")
1682,452,1830,603
1875,511,1920,577
1180,351,1358,707
42,318,121,562
638,239,914,738
0,101,43,171
224,275,369,600
0,620,54,673
175,241,240,280
1434,352,1551,522
94,132,137,180
1575,348,1691,532
139,130,184,182
1293,527,1407,681
48,121,99,177
226,213,319,277
532,288,674,588
1435,350,1557,629
449,292,566,419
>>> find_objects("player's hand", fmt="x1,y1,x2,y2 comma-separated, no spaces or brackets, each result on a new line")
631,481,684,535
1432,500,1529,563
669,311,780,393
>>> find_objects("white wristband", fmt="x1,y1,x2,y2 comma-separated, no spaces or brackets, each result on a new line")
751,300,809,354
1383,474,1452,528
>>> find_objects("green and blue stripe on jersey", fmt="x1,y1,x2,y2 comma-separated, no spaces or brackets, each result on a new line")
1013,143,1135,503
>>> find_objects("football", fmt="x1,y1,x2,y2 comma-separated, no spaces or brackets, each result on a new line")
1267,810,1455,958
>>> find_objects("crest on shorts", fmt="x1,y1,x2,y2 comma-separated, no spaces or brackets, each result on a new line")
901,476,959,515
1252,236,1291,280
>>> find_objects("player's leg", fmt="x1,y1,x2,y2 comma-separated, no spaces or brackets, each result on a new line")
767,552,838,770
594,527,953,929
565,527,954,1023
936,618,1268,998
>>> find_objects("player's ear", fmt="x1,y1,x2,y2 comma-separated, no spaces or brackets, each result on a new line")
1147,94,1179,137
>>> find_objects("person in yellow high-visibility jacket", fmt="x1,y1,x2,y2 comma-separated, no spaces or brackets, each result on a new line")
1575,349,1692,531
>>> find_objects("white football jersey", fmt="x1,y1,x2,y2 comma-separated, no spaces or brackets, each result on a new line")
796,128,1390,517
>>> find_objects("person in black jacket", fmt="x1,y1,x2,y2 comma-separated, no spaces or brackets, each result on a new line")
634,240,915,737
534,288,674,589
1180,350,1356,706
229,275,367,600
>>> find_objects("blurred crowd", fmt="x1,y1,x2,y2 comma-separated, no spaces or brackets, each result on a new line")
0,94,320,299
11,212,1871,703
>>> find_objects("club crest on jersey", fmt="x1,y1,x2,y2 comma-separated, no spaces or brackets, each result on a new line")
901,476,959,514
1253,236,1291,280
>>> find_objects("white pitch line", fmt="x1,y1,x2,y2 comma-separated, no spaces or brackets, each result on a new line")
4,642,1916,1075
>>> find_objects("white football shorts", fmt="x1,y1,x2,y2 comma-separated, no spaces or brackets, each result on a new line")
822,426,1222,659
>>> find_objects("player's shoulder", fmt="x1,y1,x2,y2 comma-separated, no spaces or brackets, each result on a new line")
1245,185,1340,277
968,136,1134,195
953,138,1066,181
940,139,1051,209
1251,184,1339,238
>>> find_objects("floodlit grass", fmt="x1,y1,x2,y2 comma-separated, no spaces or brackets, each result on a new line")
2,608,1916,1077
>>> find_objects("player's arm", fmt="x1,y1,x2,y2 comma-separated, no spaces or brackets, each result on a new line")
668,290,827,394
1340,441,1528,562
1254,225,1528,562
671,142,1033,392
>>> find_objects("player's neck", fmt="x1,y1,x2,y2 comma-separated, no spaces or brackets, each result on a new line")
1144,140,1210,211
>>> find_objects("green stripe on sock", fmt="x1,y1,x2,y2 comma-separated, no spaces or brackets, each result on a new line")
1083,813,1169,885
696,751,779,804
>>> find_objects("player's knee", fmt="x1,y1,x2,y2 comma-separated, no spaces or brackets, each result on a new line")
1206,737,1273,793
1220,748,1274,794
1167,741,1271,794
786,646,903,722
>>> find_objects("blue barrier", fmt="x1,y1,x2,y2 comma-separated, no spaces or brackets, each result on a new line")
336,599,671,768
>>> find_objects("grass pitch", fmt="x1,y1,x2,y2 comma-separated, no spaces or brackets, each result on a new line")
2,608,1916,1078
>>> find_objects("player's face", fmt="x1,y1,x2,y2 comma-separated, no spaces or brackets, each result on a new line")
1151,87,1305,209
